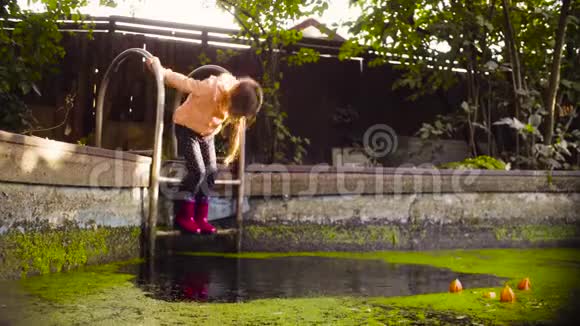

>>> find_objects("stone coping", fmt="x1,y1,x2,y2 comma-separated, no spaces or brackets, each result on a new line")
0,130,151,187
244,164,580,177
240,171,580,197
3,129,579,192
0,130,152,164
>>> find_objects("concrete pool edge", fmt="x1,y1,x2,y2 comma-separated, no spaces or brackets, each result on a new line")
2,130,580,277
0,130,151,187
241,222,580,251
0,131,149,279
240,192,580,251
0,183,145,278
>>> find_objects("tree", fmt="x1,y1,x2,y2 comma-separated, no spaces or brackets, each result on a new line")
0,0,115,132
497,0,578,169
340,0,579,169
340,0,505,156
216,0,329,164
543,0,572,145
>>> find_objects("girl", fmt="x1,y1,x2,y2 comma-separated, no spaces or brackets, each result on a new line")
147,57,262,234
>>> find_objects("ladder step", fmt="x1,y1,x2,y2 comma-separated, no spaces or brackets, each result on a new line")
158,176,241,185
216,179,242,185
158,176,182,184
156,228,238,237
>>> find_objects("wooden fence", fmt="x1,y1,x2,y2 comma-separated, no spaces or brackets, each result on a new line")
21,16,459,164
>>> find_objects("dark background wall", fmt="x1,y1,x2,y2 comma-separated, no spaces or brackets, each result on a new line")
279,56,462,164
23,28,462,164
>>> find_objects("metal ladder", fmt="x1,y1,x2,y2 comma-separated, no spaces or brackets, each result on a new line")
95,48,245,254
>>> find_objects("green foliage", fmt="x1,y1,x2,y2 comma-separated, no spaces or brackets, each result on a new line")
416,113,459,140
0,0,115,132
0,92,36,132
340,0,488,92
439,155,509,170
494,101,580,170
197,51,212,66
286,47,320,66
340,0,579,170
217,0,330,163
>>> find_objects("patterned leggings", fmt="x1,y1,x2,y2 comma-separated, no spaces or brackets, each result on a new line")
175,125,217,200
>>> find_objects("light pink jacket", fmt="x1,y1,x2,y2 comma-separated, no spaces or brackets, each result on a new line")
164,68,238,137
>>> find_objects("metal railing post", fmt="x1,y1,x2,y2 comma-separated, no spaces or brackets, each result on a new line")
95,48,165,258
236,118,246,252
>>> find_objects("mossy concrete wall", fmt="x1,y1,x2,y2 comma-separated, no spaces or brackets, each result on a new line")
0,182,147,279
0,131,150,279
243,193,580,251
0,222,141,279
154,163,580,251
236,166,580,251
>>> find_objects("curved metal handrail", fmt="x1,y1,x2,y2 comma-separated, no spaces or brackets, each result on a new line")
95,48,161,147
170,64,230,158
94,48,165,256
95,56,247,252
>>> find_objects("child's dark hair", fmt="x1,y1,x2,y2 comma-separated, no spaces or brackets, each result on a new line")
223,77,263,165
229,78,262,118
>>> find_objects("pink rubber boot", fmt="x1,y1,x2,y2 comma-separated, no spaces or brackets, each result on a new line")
194,197,216,234
175,199,201,234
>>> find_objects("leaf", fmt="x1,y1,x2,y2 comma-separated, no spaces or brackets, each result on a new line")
19,82,31,95
484,61,499,71
31,83,42,96
524,123,535,134
494,117,526,130
560,79,580,92
556,140,572,156
461,101,470,112
528,114,542,128
473,122,489,131
515,88,529,96
499,63,513,72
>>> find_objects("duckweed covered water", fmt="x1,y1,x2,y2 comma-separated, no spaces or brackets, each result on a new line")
0,248,579,325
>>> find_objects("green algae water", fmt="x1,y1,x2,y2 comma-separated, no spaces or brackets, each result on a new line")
1,248,579,325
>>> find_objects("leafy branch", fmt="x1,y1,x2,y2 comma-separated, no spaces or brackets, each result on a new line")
216,0,329,164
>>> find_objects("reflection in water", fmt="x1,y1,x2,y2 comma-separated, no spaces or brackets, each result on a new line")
126,255,506,303
181,271,210,301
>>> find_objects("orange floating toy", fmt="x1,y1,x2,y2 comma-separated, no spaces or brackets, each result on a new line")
517,277,531,291
500,284,516,302
449,278,463,293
